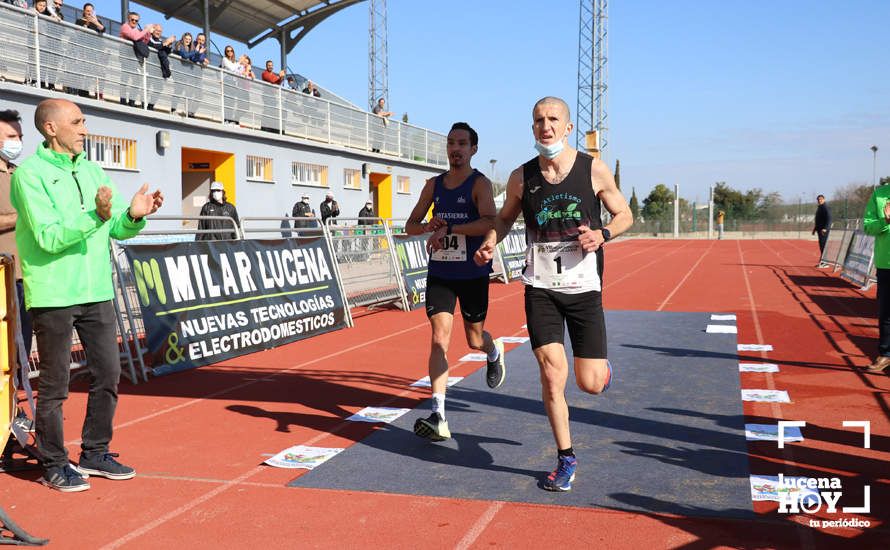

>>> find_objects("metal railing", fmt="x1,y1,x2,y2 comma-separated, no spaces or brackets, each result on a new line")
0,3,448,167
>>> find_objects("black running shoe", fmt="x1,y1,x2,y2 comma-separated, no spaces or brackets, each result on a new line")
486,338,506,389
413,412,451,441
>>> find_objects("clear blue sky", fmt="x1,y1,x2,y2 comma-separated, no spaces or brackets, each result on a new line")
91,0,889,205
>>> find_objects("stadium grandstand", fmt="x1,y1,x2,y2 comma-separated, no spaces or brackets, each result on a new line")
0,0,446,228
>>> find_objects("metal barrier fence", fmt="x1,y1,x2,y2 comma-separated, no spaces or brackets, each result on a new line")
324,218,409,311
0,3,448,166
818,219,877,290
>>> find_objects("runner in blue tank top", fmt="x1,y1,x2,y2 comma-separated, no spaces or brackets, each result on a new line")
476,97,633,491
405,122,506,442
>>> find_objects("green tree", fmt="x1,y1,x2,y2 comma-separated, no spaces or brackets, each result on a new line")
642,183,674,223
614,159,621,192
629,187,640,221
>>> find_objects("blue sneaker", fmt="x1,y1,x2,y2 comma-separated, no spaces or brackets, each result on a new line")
77,452,136,480
543,455,577,492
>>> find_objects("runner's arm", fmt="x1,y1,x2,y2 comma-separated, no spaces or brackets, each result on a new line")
475,168,522,265
405,178,445,235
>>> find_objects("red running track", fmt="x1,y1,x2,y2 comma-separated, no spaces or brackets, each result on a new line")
1,238,888,549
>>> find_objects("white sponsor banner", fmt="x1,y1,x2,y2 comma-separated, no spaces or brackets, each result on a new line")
741,389,790,403
264,445,344,469
745,424,803,442
499,336,530,344
750,475,819,502
738,344,773,351
711,314,737,321
739,363,780,373
346,407,411,423
410,376,463,388
706,324,737,334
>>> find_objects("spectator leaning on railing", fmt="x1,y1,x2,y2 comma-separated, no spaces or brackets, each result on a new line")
33,0,60,20
2,0,28,10
221,45,240,72
192,33,210,66
261,60,286,85
147,24,175,79
49,0,63,20
75,2,104,34
119,11,158,62
197,181,239,241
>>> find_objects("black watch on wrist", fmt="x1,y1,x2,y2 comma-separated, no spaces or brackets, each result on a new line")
601,227,612,242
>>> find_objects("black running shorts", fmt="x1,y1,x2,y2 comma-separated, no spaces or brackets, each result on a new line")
523,285,607,359
425,275,490,323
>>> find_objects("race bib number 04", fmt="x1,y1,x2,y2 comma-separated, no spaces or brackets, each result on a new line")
431,234,467,262
533,241,598,289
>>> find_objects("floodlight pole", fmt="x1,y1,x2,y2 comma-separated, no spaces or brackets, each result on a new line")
202,0,210,43
120,0,129,22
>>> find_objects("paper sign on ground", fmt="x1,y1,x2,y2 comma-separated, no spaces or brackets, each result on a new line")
410,376,463,388
346,407,411,423
499,336,530,344
750,475,819,502
741,389,790,403
706,324,737,334
738,344,773,351
711,314,737,321
739,363,779,373
264,445,344,469
745,424,803,442
459,353,488,362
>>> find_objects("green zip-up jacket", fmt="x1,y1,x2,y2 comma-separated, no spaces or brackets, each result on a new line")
10,143,146,309
863,185,890,269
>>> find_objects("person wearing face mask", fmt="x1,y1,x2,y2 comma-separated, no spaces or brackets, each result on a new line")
319,192,340,225
474,96,632,492
291,193,315,229
357,200,374,225
0,109,33,405
197,181,239,241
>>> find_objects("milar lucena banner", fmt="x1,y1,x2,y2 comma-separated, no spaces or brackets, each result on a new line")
121,238,347,375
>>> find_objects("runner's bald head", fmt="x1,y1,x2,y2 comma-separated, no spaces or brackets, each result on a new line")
533,97,571,120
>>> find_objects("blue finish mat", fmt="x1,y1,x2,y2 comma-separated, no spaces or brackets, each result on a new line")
288,310,753,517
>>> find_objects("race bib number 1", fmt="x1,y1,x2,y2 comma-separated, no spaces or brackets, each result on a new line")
431,234,467,262
533,241,598,289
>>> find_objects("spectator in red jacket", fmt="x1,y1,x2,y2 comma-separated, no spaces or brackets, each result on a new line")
261,60,286,85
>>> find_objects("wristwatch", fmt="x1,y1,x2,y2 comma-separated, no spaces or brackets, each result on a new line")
601,227,612,242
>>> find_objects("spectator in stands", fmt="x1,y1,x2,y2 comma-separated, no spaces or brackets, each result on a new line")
239,55,256,80
302,80,321,98
320,192,340,225
292,193,315,229
49,0,63,20
261,60,286,85
220,45,239,73
174,32,196,61
812,194,831,259
3,1,28,10
0,110,32,365
11,98,164,492
358,200,375,225
33,0,60,20
120,11,158,60
373,97,393,120
197,181,239,241
75,3,104,33
192,33,209,66
284,76,298,91
148,24,175,79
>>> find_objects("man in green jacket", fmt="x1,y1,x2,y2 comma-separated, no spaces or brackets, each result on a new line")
862,184,890,374
11,99,164,492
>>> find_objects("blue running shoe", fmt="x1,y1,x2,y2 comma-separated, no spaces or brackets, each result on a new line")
543,455,577,492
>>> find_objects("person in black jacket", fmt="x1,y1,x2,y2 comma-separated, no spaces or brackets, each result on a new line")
357,200,374,225
197,181,239,240
319,192,340,225
292,193,315,229
812,194,831,258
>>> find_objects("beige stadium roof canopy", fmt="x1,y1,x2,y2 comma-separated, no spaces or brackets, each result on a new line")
133,0,363,52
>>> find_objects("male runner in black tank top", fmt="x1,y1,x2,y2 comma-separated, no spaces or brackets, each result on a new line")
476,97,632,491
405,122,505,442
